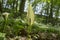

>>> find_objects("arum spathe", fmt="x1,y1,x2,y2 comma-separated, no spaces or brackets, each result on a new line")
2,12,10,32
2,12,9,20
26,4,35,25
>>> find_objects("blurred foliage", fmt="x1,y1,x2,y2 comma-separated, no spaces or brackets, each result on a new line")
0,32,5,40
0,0,60,40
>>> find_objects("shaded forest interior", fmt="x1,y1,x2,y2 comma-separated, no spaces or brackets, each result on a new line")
0,0,60,40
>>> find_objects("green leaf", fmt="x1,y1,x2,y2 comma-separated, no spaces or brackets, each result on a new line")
0,32,5,37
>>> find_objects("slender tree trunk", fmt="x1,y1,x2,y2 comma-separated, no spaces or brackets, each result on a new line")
49,0,53,23
0,2,2,13
55,7,59,24
40,3,43,17
16,0,18,13
11,0,16,14
46,1,49,23
0,0,3,13
12,1,15,10
19,0,26,16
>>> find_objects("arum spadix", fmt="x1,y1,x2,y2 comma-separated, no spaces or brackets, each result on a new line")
26,3,35,25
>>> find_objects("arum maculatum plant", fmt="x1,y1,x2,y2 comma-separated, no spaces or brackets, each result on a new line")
2,12,9,21
27,4,35,25
2,12,10,32
26,3,35,34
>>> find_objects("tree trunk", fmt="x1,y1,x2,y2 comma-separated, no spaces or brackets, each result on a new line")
19,0,26,16
55,7,59,24
0,0,3,13
0,2,2,13
16,0,18,13
46,2,49,23
12,0,15,10
49,0,53,23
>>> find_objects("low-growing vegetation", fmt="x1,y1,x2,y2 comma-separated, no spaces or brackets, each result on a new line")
0,0,60,40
